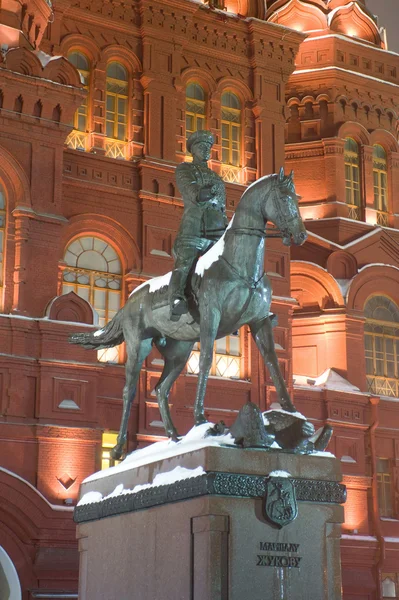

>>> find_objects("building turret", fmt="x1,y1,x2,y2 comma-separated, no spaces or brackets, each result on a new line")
0,0,53,50
265,0,383,48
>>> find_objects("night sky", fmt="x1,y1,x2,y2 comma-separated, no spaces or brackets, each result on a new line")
367,0,399,54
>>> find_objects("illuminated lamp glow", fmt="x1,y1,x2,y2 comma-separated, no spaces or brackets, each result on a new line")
365,208,378,226
342,484,368,532
298,205,325,220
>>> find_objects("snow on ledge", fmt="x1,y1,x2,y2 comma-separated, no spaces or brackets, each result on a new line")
268,470,290,478
84,423,236,484
78,465,205,507
264,403,307,421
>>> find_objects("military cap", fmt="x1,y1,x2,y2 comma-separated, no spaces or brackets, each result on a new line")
186,130,214,153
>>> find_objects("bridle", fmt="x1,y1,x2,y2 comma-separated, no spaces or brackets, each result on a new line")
224,175,301,240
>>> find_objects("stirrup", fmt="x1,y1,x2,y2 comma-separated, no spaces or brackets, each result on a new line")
170,297,188,321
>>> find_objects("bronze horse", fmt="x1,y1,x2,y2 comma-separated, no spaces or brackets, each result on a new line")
70,168,307,459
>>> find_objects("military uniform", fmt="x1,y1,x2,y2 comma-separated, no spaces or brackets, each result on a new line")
170,131,228,319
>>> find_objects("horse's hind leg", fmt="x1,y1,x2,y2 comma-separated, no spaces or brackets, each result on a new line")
111,337,153,460
250,317,297,413
155,339,194,440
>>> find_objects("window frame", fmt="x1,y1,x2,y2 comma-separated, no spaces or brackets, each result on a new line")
377,458,394,518
221,90,242,168
185,82,206,145
68,51,91,133
373,144,388,215
187,330,243,380
364,295,399,399
61,236,124,363
344,137,362,220
106,61,129,142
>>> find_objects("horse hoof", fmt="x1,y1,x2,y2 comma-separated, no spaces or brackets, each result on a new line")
110,445,124,461
169,432,181,442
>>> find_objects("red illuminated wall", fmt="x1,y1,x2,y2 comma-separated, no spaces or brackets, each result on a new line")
0,0,398,597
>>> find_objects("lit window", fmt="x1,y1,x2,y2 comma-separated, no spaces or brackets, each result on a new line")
0,185,5,293
62,236,122,363
373,145,388,218
187,330,242,379
186,82,206,143
221,91,241,167
68,51,90,132
382,574,398,598
106,62,128,141
364,295,399,398
344,137,361,220
101,432,123,470
377,459,393,518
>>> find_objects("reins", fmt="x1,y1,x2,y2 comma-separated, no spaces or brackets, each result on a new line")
225,227,283,239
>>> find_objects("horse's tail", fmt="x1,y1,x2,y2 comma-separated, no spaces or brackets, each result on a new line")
69,308,125,349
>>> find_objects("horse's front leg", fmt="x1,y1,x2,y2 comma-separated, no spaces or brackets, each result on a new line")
194,308,221,425
250,317,297,413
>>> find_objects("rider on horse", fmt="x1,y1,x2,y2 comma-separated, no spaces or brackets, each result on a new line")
169,130,228,321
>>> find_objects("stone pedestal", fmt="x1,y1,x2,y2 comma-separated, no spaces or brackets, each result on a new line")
75,446,345,600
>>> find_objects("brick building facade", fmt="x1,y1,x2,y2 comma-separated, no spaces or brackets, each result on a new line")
0,0,398,597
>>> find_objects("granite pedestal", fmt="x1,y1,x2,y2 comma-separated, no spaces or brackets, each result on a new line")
75,446,345,600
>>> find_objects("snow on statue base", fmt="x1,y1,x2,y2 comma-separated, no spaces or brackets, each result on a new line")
75,423,346,600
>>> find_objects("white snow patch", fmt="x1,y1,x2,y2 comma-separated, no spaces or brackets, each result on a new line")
195,236,225,276
93,328,104,338
129,271,172,298
195,216,235,277
268,470,290,478
77,491,103,506
336,279,351,300
264,403,307,421
140,465,204,489
312,451,335,458
341,534,377,542
341,455,356,464
270,441,281,449
314,369,360,393
34,50,58,67
293,65,399,89
78,466,206,506
359,263,399,273
84,422,236,484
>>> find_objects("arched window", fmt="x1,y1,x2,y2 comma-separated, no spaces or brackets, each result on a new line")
221,91,241,167
364,295,399,398
373,144,388,223
66,52,90,151
185,82,206,142
106,62,128,142
344,138,361,220
187,330,242,379
62,236,122,362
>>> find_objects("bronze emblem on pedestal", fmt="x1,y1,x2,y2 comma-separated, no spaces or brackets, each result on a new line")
264,477,298,529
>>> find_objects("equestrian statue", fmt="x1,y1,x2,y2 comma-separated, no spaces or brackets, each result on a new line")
70,131,332,460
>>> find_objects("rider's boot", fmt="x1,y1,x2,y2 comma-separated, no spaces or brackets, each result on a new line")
169,269,189,321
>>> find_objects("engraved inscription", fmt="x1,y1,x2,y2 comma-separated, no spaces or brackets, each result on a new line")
257,542,302,568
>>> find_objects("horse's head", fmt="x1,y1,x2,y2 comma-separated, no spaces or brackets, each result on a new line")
264,168,307,246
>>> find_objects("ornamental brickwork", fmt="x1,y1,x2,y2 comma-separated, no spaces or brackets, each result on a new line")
0,0,398,597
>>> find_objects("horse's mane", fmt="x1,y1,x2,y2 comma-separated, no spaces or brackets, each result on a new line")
241,173,275,201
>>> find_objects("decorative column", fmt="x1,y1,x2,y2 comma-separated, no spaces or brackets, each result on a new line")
191,514,229,600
